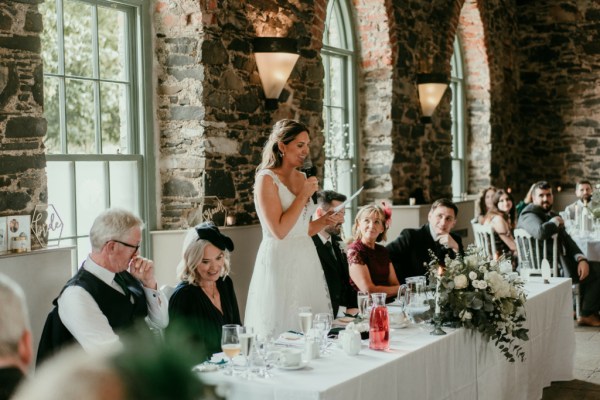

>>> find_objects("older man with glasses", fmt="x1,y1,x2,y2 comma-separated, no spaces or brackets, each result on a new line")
37,208,168,364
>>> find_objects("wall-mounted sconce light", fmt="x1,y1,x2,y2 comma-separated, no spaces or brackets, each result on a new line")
417,73,448,124
253,37,300,109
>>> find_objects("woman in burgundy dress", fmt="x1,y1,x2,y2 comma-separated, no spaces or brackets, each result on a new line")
347,204,400,301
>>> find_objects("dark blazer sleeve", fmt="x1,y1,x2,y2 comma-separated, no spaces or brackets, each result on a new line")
517,206,560,240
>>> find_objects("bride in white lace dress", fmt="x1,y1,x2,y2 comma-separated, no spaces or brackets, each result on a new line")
245,119,334,338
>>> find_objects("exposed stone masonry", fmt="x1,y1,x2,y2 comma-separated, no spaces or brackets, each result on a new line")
2,0,599,231
0,0,47,247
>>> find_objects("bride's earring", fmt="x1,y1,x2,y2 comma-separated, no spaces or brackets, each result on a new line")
279,151,285,158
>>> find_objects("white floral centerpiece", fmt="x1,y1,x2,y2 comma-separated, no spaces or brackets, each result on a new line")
428,246,529,362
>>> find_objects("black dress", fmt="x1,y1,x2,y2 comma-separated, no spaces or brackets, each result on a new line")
0,366,24,400
167,277,241,357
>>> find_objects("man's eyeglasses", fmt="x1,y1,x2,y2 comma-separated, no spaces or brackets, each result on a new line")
110,240,140,253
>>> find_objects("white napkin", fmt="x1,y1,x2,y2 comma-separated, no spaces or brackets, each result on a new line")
275,331,305,348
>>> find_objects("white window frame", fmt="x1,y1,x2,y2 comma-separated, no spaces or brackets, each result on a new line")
450,36,467,199
41,0,153,264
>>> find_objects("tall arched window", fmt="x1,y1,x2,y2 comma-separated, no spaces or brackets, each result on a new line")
450,36,467,198
322,0,357,197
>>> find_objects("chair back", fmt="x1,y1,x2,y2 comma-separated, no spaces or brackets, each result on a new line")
513,228,558,276
472,222,497,260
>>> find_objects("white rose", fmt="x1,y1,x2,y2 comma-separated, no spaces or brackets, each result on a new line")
454,274,468,289
469,271,478,280
478,280,488,290
460,310,472,320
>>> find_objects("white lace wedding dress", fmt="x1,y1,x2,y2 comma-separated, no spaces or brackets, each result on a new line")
245,169,332,338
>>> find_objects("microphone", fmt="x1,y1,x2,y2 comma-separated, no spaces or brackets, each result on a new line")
300,158,318,204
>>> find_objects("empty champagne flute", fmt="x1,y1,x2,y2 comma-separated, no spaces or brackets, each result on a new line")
298,306,313,335
221,324,241,375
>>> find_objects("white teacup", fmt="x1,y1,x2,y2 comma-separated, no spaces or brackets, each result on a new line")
277,348,303,367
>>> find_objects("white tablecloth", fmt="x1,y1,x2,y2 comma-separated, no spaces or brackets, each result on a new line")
572,234,600,262
200,278,574,400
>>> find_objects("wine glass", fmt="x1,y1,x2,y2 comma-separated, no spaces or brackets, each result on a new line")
298,306,313,335
313,312,333,354
221,324,241,375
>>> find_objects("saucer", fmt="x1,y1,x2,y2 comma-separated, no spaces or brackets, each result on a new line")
277,360,309,370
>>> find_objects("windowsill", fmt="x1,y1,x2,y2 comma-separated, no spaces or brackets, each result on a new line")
0,245,75,260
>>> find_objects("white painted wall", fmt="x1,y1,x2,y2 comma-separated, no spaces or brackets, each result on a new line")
0,246,74,367
150,225,262,321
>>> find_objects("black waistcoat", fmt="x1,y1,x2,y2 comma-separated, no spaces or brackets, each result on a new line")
36,267,148,365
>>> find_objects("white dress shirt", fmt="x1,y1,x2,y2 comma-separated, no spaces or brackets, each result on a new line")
57,256,169,354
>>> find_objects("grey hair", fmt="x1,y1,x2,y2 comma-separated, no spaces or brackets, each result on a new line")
0,273,30,357
89,208,144,252
176,228,231,285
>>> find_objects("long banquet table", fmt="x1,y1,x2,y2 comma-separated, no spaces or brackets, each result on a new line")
200,278,575,400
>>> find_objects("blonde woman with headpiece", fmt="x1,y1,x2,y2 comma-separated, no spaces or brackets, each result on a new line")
167,222,240,356
245,119,336,338
347,203,400,299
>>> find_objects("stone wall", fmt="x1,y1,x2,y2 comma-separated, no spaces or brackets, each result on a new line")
154,0,326,229
518,0,600,190
0,0,47,246
4,0,592,232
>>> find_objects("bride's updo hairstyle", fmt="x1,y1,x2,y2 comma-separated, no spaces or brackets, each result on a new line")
256,119,309,172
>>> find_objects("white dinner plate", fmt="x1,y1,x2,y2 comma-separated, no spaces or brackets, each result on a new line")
277,360,309,370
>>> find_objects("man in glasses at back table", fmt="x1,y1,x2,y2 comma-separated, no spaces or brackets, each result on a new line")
36,208,168,365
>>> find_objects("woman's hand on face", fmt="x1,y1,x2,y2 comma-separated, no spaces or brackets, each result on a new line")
301,176,319,201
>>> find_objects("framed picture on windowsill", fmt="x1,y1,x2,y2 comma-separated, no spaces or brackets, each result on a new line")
0,217,6,253
7,215,31,253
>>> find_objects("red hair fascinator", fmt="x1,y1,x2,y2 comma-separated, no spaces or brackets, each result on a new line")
381,201,392,228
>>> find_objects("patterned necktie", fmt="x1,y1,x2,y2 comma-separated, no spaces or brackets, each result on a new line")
114,272,131,298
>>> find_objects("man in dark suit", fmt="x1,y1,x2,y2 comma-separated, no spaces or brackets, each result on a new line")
0,274,32,400
386,198,464,284
312,190,357,317
517,181,600,327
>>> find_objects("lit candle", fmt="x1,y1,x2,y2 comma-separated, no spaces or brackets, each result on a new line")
226,215,236,226
435,277,441,315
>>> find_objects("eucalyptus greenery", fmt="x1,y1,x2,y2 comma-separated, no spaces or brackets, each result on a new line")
429,246,529,362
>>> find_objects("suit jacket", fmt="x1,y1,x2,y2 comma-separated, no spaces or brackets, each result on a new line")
386,224,464,284
312,234,356,316
517,203,581,281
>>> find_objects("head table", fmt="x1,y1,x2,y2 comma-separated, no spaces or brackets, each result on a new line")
200,277,574,400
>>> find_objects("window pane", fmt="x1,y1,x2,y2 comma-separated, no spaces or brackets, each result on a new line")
66,78,96,154
40,0,59,74
63,0,94,77
77,237,91,265
98,6,127,81
328,56,343,107
109,160,139,213
44,76,62,154
46,161,75,239
75,161,107,233
325,108,347,159
100,82,129,154
326,7,341,47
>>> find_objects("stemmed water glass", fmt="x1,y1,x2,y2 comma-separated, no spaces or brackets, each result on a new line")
221,324,242,375
313,312,333,354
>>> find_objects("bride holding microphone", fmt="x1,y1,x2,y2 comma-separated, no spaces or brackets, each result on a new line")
245,119,340,338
